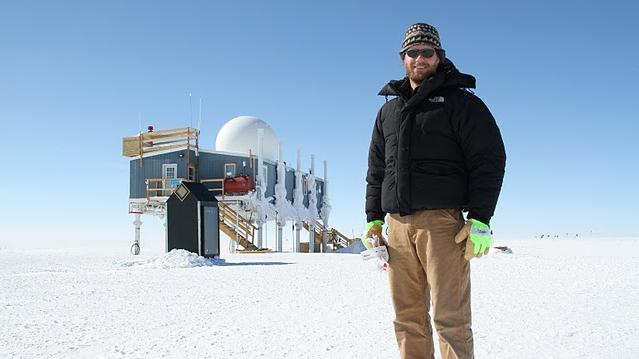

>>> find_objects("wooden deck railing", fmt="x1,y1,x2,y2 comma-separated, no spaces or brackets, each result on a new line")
144,177,232,200
145,178,187,199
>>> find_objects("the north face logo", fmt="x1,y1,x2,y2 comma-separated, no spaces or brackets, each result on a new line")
428,96,445,103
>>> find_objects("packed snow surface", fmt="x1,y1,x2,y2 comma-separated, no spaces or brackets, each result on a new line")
1,238,638,358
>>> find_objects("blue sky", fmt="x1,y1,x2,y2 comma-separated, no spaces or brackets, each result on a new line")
1,0,637,249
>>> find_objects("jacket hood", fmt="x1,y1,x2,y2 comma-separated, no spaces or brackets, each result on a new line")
378,59,476,98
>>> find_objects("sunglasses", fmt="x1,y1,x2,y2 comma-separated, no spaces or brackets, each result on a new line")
405,48,436,59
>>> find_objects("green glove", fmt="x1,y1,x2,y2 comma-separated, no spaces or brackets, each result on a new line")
361,220,385,249
469,219,491,255
454,219,492,260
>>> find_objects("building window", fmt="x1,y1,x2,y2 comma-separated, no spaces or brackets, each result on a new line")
188,165,196,181
162,163,178,196
162,163,178,180
224,163,236,178
261,165,268,185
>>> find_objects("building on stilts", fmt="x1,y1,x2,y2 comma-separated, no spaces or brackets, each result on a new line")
122,115,354,255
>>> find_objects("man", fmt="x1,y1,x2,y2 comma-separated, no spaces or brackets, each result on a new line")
365,23,506,359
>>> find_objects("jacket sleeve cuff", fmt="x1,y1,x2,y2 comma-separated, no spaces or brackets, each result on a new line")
468,212,490,226
366,213,386,223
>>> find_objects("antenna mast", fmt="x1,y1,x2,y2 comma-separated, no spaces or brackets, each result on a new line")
198,97,203,131
189,92,193,128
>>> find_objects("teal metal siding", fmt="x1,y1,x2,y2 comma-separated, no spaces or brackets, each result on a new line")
129,151,193,198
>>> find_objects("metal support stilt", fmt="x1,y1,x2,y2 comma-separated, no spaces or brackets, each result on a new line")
257,221,263,249
163,215,167,253
277,221,283,252
131,214,142,255
295,221,301,252
308,222,315,253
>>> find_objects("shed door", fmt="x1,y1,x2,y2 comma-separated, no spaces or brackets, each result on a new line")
202,206,219,257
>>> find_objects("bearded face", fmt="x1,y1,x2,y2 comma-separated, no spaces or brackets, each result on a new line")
403,43,440,88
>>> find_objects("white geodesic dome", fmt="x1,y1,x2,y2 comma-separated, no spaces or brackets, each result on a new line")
215,116,279,160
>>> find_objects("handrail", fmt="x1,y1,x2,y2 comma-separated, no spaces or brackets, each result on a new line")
330,228,352,248
303,221,326,246
218,202,257,240
145,178,186,199
122,126,199,158
220,207,252,236
303,220,353,249
215,201,258,250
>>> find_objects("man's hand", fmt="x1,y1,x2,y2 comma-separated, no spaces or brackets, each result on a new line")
361,219,389,270
454,219,492,260
361,220,385,249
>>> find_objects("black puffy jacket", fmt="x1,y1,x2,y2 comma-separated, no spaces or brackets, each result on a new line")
365,59,506,225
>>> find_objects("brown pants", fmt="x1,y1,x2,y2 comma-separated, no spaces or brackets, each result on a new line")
387,209,473,359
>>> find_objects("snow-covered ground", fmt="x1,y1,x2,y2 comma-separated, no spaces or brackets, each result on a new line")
1,238,638,358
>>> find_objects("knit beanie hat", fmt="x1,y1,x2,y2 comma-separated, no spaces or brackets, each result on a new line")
400,23,443,54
